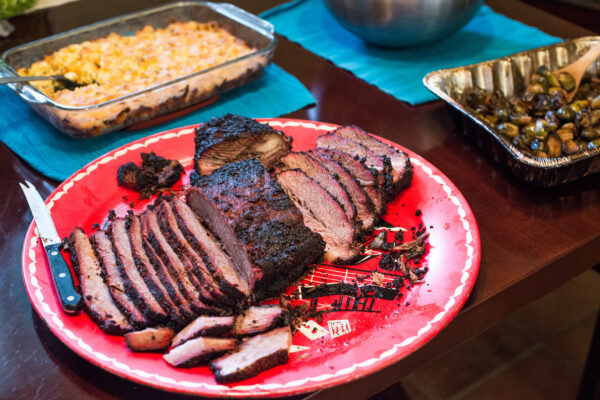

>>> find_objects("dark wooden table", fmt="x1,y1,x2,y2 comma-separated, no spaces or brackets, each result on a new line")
1,1,599,399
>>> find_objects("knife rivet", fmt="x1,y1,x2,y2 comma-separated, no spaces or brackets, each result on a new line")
59,273,66,278
67,296,75,301
51,251,58,256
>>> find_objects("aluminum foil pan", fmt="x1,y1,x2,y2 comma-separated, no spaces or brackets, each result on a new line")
424,36,600,186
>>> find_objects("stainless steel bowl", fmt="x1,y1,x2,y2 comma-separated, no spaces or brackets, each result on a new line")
323,0,484,48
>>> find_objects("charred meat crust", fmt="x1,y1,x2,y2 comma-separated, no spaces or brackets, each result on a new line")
190,159,325,299
170,197,250,302
156,199,231,307
210,326,292,384
194,114,292,175
68,227,132,335
109,218,168,324
91,230,147,329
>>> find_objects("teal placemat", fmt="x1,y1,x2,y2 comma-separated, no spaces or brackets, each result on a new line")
262,1,562,105
0,64,315,181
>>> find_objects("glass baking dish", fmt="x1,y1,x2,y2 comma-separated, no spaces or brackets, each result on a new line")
0,1,276,138
424,37,600,186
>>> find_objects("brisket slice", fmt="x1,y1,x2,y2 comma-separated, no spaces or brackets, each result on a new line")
68,228,132,335
232,305,285,337
308,150,376,232
275,169,358,263
110,218,168,323
276,152,356,223
314,148,386,214
143,209,215,315
210,326,292,384
316,133,394,196
124,327,175,353
91,230,147,328
189,159,325,298
128,213,191,323
332,125,413,198
172,316,235,347
194,114,292,175
171,197,250,300
156,200,229,307
164,337,237,368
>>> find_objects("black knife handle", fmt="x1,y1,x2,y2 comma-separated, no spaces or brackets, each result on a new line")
45,243,83,314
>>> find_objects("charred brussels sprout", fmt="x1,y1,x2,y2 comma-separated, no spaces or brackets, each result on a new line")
498,122,519,139
557,71,576,92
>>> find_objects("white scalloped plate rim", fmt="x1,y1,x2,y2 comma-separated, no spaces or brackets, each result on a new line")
22,119,480,397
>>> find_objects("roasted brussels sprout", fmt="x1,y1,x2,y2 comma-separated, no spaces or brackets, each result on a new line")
557,71,576,92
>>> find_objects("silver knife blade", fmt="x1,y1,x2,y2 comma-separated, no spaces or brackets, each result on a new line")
19,180,61,246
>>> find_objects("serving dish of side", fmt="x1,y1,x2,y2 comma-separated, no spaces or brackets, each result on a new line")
424,36,600,186
21,119,480,397
0,2,276,138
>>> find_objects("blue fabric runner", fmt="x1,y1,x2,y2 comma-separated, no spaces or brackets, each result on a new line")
0,64,315,181
261,1,562,105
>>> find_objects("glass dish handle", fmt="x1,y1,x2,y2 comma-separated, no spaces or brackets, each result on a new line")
213,3,275,37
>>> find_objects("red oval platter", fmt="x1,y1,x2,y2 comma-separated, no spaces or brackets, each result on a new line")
21,118,481,398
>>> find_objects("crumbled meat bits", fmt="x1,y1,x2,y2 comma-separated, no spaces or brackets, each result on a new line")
117,152,183,198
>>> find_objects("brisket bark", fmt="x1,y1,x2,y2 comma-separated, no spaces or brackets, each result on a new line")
189,158,325,298
276,152,356,223
275,169,358,263
210,326,292,383
194,114,292,175
91,230,147,328
68,227,132,335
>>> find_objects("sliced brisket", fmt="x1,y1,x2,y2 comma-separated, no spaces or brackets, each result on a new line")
275,169,358,263
232,305,285,337
308,150,376,232
210,326,292,383
68,227,132,335
332,125,412,198
189,159,325,298
124,326,175,352
316,133,394,196
276,152,356,223
143,209,214,315
156,199,230,307
194,114,292,175
91,230,147,328
164,337,237,368
313,148,386,214
126,214,188,323
171,197,250,300
172,316,235,347
110,218,168,323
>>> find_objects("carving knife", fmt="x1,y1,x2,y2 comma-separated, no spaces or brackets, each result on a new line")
19,180,83,314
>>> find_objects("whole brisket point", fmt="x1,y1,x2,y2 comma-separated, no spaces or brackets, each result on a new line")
189,159,324,299
194,114,292,175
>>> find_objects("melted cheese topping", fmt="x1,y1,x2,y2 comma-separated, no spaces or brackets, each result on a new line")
18,21,256,107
